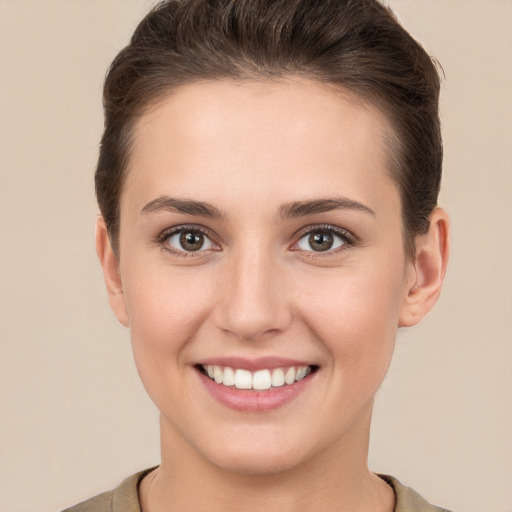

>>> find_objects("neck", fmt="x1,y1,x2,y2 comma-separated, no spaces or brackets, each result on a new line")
140,401,394,512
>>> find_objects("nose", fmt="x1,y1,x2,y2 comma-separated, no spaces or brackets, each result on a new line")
213,244,292,342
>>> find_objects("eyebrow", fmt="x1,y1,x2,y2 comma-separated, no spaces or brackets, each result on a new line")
141,195,375,220
141,196,226,219
279,197,375,219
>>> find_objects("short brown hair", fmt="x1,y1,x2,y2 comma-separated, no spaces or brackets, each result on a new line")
96,0,442,257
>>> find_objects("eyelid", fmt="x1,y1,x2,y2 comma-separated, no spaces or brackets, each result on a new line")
291,224,358,254
156,224,221,256
154,223,357,258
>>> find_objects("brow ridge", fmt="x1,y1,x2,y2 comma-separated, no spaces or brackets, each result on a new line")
141,195,374,220
141,196,225,219
279,197,375,219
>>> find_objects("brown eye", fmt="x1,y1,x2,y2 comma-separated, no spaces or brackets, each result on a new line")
180,231,205,251
164,229,214,253
308,232,334,252
296,228,349,253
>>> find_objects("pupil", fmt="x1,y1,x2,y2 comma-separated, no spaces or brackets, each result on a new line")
180,231,204,251
310,232,333,251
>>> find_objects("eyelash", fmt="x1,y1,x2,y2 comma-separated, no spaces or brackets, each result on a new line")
292,224,358,258
155,224,357,258
156,225,219,259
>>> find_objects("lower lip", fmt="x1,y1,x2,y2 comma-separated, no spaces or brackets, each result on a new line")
197,369,316,412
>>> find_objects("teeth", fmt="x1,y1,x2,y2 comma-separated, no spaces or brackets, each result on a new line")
252,369,272,390
234,369,252,389
202,364,312,391
271,368,285,387
223,366,235,386
296,366,308,381
284,367,296,385
213,366,223,384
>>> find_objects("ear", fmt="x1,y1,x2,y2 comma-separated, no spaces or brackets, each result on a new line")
95,217,129,327
399,207,450,327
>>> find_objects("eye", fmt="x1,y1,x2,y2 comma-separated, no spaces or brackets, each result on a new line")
163,228,215,253
295,227,353,253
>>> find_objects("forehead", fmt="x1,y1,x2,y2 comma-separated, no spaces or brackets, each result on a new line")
125,78,398,214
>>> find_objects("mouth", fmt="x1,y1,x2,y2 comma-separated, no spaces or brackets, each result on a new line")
198,364,318,391
195,360,319,411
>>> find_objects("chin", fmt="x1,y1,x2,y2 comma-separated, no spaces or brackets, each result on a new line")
205,444,307,476
187,423,315,476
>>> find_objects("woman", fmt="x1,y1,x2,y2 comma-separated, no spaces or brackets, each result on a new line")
65,0,451,510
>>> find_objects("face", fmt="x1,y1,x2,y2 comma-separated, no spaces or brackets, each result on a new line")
110,79,418,474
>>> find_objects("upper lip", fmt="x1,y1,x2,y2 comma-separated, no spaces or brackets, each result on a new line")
196,357,315,372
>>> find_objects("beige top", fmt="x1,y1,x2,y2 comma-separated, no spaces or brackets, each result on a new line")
62,468,453,512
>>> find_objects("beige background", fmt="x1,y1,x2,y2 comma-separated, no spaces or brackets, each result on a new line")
0,1,511,511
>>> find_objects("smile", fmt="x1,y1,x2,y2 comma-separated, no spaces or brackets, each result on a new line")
201,365,312,391
196,358,319,411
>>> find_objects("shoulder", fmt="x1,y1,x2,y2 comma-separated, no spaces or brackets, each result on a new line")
61,489,113,512
61,468,156,512
380,475,454,512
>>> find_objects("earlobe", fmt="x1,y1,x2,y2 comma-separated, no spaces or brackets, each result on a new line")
95,217,129,327
399,208,450,327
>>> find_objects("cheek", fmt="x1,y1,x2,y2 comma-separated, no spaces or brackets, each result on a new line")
121,262,215,387
298,263,406,388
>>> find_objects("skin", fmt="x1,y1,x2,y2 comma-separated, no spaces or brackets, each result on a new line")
96,78,449,511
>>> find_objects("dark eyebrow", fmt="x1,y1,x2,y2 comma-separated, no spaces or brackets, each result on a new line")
141,195,374,220
141,196,226,219
279,197,375,219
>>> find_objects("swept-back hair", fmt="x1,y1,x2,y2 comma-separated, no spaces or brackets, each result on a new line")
96,0,442,257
